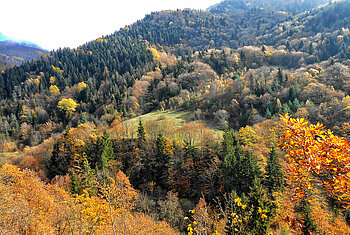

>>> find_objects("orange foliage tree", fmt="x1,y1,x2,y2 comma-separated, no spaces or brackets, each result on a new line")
280,114,350,208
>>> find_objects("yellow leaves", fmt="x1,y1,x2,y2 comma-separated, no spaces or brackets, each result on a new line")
234,197,241,204
77,82,87,92
96,38,107,43
237,126,256,147
148,46,161,63
57,98,78,117
49,85,60,95
33,78,40,86
232,217,238,224
51,65,63,73
49,76,55,84
342,96,350,116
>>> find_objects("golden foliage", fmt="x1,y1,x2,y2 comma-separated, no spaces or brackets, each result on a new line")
149,46,161,63
77,82,87,92
49,76,55,84
57,98,78,117
0,164,177,234
237,126,256,147
49,85,60,95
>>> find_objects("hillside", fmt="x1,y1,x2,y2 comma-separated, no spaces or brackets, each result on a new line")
1,0,350,234
208,0,330,14
0,40,47,67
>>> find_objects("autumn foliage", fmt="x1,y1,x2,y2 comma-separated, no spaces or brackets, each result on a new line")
0,164,176,234
280,114,350,208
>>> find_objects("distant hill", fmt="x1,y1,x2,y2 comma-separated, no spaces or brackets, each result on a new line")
0,33,12,41
0,33,47,67
208,0,330,14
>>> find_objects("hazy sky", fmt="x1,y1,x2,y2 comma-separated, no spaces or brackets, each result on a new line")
1,0,221,51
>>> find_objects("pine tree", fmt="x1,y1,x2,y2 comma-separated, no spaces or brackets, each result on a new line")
153,132,169,188
137,119,146,148
100,131,115,182
277,67,283,85
70,170,81,194
265,147,284,196
222,130,262,195
298,199,317,235
247,179,274,234
48,141,70,179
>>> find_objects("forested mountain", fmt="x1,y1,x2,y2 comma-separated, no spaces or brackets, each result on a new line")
2,0,350,234
208,0,330,14
0,36,47,67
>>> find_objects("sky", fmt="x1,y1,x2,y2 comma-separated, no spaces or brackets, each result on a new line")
0,0,221,51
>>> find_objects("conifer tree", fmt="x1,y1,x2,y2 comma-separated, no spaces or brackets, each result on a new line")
298,199,317,235
265,147,284,196
277,67,283,85
247,179,273,234
155,132,169,187
48,140,70,179
137,119,146,148
222,129,262,195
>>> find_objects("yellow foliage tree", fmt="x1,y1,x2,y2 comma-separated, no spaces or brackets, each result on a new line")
49,85,60,95
342,95,350,116
49,76,56,84
77,82,87,92
237,126,256,147
58,98,78,117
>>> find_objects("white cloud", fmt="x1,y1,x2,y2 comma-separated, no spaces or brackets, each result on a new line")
0,0,221,50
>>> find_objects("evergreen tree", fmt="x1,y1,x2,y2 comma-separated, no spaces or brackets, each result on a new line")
265,147,284,196
265,107,272,118
247,179,274,234
153,132,170,188
48,141,70,179
100,130,115,181
277,67,283,85
70,170,81,194
222,130,262,195
298,199,317,235
282,103,292,114
137,119,146,148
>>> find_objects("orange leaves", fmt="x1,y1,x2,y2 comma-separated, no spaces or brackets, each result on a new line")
280,114,350,208
0,164,177,234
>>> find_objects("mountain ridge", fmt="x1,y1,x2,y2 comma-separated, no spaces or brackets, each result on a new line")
207,0,330,14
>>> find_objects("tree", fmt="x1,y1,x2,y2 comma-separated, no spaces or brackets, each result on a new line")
277,68,283,85
49,85,60,95
299,199,317,235
265,147,284,196
57,98,78,118
48,140,70,179
153,132,172,188
137,119,146,148
246,179,274,234
222,129,262,195
280,114,350,209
